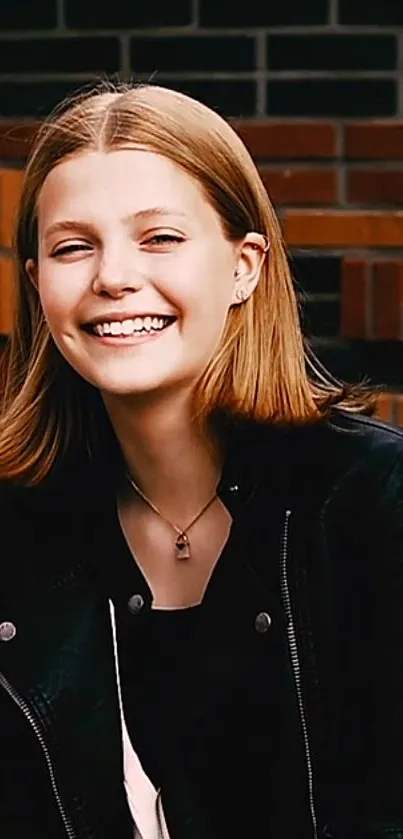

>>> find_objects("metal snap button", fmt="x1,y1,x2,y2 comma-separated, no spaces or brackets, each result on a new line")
254,612,272,634
127,594,145,615
229,484,239,493
0,621,17,642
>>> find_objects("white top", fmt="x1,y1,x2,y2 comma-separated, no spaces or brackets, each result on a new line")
109,601,170,839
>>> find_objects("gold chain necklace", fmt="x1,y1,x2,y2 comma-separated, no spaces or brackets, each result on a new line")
126,475,217,560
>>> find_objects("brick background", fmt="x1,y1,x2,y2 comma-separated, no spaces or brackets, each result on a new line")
0,0,401,119
0,0,403,423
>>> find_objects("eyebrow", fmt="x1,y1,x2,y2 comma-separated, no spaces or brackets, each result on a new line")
43,207,189,241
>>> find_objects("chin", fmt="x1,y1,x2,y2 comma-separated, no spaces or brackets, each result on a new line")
96,375,182,399
96,379,165,397
72,357,200,400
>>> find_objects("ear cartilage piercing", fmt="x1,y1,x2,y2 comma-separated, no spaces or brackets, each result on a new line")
250,235,270,253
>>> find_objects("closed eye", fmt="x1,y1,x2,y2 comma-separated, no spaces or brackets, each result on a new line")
144,234,184,247
51,243,93,258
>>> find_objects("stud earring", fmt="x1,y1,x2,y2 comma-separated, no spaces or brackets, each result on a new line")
235,287,248,303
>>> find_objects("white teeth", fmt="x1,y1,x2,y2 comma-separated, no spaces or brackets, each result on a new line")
91,315,172,337
121,319,134,335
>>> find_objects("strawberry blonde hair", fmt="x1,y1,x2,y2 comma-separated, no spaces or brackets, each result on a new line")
0,82,371,484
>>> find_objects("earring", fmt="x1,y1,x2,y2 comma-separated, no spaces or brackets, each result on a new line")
235,287,248,303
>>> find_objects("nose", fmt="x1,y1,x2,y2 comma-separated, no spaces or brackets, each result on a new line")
92,246,145,298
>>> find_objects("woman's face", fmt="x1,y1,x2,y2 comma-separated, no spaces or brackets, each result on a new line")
32,148,261,401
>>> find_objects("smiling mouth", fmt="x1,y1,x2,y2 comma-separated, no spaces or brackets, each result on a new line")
83,315,177,338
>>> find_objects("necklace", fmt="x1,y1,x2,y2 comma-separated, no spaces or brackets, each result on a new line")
126,474,217,560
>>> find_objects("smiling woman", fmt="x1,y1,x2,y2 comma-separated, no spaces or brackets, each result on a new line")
2,83,370,486
26,146,261,401
0,82,403,839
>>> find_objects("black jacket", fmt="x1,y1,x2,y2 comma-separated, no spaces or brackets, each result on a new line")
1,411,403,839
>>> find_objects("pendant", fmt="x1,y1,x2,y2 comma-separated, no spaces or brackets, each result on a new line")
175,531,191,560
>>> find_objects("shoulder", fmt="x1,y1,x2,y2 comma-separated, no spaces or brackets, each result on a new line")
325,411,403,488
244,410,403,515
330,409,403,453
225,408,403,489
0,458,105,550
311,413,403,548
0,472,106,597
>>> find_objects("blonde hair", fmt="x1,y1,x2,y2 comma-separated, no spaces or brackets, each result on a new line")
0,82,372,484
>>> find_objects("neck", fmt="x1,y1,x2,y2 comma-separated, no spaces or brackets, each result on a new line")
103,391,223,521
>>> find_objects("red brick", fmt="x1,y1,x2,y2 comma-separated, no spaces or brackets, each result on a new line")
0,120,39,161
0,258,15,334
374,392,395,423
347,169,403,204
341,258,370,339
0,168,24,248
345,122,403,160
372,261,403,340
234,121,337,160
283,211,403,247
395,395,403,427
260,167,337,205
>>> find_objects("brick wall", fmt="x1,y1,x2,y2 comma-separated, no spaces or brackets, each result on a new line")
1,0,403,420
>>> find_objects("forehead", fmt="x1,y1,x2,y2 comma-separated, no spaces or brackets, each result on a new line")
37,148,211,226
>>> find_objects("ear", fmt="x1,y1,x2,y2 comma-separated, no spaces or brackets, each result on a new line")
231,232,269,306
25,258,38,288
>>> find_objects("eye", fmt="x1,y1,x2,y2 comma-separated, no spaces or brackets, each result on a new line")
144,234,184,247
51,242,93,258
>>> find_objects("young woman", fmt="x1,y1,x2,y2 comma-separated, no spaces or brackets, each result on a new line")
0,82,402,839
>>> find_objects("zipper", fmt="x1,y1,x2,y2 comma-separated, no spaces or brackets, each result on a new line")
0,670,77,839
279,510,319,839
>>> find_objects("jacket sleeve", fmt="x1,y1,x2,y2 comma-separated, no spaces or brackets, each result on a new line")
353,446,403,838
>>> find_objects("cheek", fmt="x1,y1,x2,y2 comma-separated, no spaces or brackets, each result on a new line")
37,265,81,325
165,246,234,316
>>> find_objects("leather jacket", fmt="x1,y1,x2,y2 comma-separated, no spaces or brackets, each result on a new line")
1,411,403,839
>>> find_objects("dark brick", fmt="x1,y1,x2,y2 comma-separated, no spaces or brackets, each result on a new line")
156,80,256,118
268,80,396,118
372,261,403,340
339,0,403,26
291,254,340,295
303,299,340,338
65,0,192,28
345,123,403,161
347,169,403,205
269,35,397,72
0,38,120,74
130,36,254,74
315,340,403,387
200,0,328,26
0,0,56,29
341,258,369,339
0,81,96,118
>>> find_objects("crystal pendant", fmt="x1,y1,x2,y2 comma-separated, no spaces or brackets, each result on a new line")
175,531,191,560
